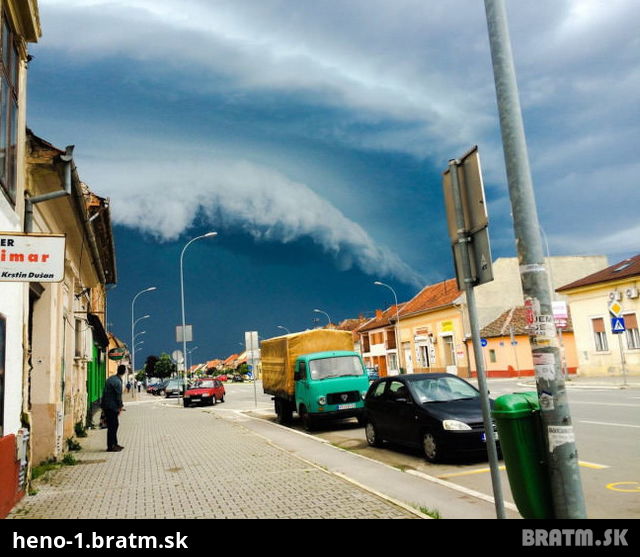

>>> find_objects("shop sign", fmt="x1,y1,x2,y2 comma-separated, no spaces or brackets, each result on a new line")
0,233,66,282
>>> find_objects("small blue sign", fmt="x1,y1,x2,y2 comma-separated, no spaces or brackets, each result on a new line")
611,317,626,334
481,338,488,347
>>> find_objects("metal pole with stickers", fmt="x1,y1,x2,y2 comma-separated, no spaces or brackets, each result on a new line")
483,0,586,518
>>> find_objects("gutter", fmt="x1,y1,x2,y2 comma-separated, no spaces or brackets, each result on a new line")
69,165,107,286
24,145,74,233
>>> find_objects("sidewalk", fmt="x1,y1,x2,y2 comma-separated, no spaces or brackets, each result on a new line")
8,396,426,520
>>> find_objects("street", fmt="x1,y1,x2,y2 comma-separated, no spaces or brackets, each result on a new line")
228,378,639,519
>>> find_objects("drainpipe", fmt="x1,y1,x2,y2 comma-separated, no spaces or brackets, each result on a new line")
24,145,75,233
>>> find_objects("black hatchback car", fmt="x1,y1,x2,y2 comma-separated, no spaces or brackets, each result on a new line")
364,373,498,462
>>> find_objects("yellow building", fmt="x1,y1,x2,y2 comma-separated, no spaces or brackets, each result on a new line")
396,279,469,377
557,255,640,377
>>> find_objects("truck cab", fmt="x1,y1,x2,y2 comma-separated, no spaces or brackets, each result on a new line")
293,350,369,430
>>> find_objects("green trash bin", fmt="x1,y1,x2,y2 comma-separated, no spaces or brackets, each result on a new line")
492,392,555,519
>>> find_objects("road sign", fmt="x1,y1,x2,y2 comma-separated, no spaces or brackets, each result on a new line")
176,325,193,343
443,146,494,289
608,300,623,317
611,317,626,334
481,338,488,347
171,350,184,364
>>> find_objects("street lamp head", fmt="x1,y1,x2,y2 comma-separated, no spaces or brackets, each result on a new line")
204,231,218,238
145,286,157,292
313,309,321,313
373,281,383,286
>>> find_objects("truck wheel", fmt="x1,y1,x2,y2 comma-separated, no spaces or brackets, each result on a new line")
300,406,316,432
274,399,292,425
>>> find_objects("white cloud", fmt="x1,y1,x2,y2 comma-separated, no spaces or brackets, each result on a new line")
80,137,425,288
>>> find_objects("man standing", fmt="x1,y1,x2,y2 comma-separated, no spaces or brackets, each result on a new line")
101,364,126,452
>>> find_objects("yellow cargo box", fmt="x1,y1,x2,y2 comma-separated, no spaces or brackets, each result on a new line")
261,329,354,399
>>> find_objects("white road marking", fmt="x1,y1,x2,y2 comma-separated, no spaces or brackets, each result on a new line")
570,401,639,408
580,420,640,429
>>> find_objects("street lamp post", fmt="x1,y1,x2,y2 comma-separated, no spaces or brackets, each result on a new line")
180,232,218,379
131,288,156,375
187,346,199,375
277,325,290,334
313,309,332,327
374,281,404,374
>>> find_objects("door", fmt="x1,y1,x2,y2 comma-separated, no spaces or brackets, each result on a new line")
377,356,388,377
382,380,419,445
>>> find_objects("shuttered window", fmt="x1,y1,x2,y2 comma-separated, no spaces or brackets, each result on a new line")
0,12,19,205
592,318,608,352
623,313,640,350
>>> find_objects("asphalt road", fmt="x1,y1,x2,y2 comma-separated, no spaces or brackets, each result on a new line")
175,378,639,519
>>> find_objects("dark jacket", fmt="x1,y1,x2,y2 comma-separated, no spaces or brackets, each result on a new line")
101,374,124,412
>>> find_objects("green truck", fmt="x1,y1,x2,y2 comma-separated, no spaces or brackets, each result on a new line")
261,329,370,430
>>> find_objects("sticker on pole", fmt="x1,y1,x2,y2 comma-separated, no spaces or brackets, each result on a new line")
548,425,576,452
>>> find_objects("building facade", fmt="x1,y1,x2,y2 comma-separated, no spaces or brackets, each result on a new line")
25,131,116,466
0,0,40,519
466,306,579,378
557,255,640,377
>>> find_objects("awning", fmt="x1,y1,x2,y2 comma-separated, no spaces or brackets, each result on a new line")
87,313,109,349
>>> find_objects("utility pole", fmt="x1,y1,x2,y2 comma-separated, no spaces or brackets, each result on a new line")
484,0,586,518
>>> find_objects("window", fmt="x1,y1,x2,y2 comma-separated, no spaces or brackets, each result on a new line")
489,349,497,363
308,356,364,380
387,380,409,401
443,335,456,366
362,334,370,353
370,381,386,399
386,328,396,349
419,345,431,367
623,313,640,350
387,352,398,372
592,318,608,352
0,12,19,204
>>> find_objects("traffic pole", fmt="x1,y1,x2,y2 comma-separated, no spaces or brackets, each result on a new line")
448,159,506,520
484,0,587,518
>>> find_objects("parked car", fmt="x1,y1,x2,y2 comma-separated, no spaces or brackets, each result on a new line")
183,378,226,406
363,373,498,463
217,374,228,382
365,366,379,381
148,380,168,396
232,374,244,383
164,378,185,398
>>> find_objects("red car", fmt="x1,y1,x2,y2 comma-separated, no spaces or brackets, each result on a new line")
183,379,226,407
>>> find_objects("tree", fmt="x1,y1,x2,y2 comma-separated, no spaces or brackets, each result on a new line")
153,353,177,379
144,355,159,377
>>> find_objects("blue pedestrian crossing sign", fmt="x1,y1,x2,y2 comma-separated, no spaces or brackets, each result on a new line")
611,317,626,334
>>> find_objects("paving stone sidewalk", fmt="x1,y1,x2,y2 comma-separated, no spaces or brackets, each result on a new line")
8,400,422,519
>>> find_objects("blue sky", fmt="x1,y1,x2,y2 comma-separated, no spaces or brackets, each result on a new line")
26,0,640,364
